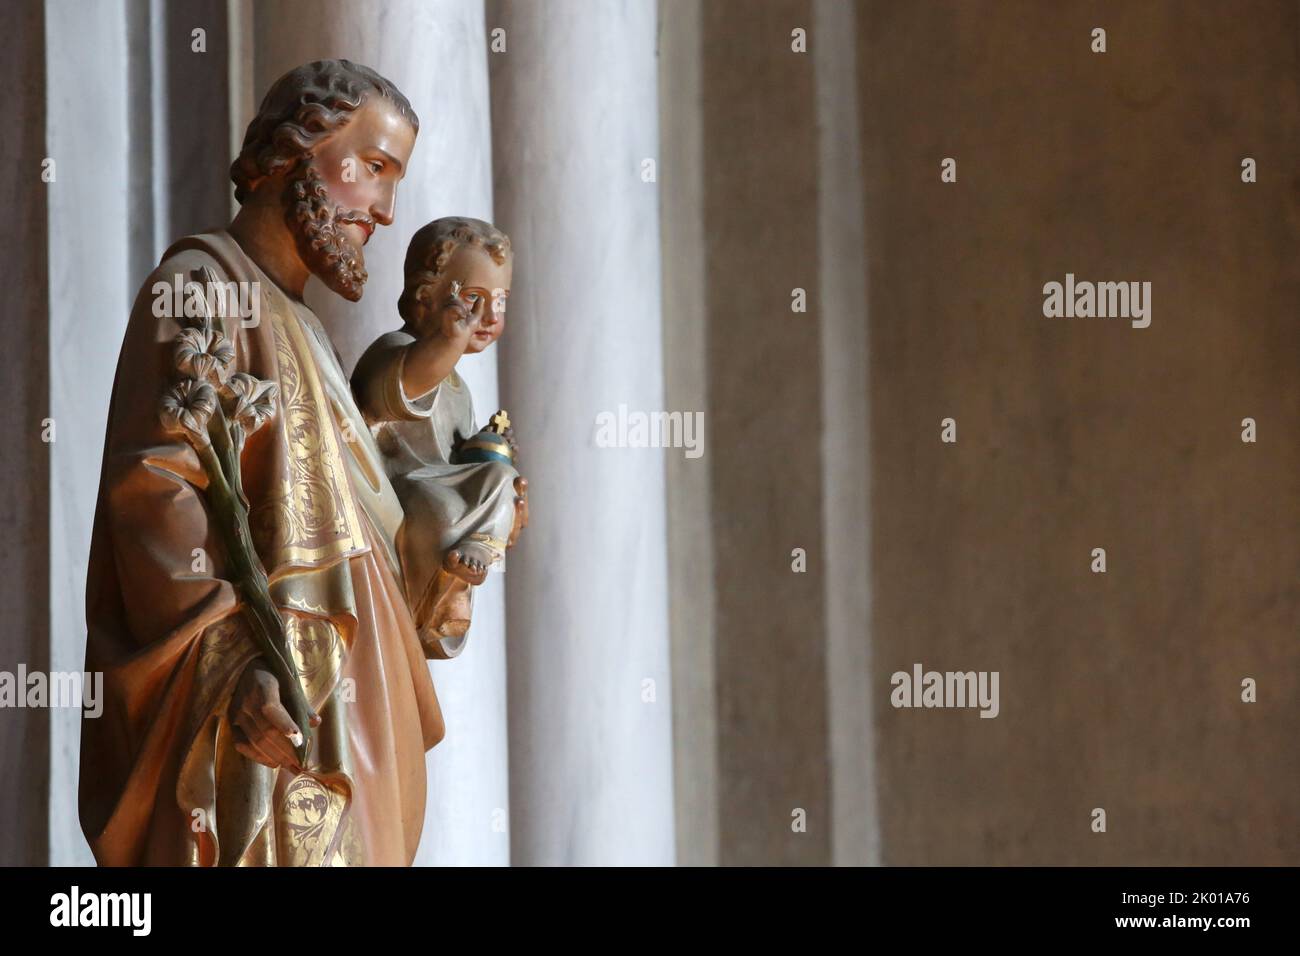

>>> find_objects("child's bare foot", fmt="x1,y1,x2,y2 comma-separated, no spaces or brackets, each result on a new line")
444,540,494,585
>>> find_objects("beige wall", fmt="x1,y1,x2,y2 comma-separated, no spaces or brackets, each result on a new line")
701,0,833,866
663,0,1299,865
859,0,1300,864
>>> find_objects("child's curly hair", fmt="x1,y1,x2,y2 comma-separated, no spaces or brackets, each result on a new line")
398,217,512,324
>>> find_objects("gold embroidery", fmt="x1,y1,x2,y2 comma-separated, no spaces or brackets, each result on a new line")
250,300,366,568
275,774,351,867
283,612,345,711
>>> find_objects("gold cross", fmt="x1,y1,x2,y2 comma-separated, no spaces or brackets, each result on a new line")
491,409,511,433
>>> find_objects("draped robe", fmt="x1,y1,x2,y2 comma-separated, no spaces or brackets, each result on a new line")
80,230,446,866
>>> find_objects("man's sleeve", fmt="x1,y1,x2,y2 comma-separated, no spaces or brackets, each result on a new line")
79,251,257,865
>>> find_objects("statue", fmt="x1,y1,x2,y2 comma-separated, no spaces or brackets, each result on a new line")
352,217,528,660
78,60,526,866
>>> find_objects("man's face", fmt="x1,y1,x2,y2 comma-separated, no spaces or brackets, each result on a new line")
440,245,512,354
285,95,416,301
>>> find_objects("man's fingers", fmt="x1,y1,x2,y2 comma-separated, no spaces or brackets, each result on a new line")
259,699,301,741
247,712,301,767
235,706,300,768
258,731,301,769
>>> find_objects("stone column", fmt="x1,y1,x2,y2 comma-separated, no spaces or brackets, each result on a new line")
252,0,508,866
45,0,133,866
488,0,676,865
658,0,718,868
1,0,50,867
814,0,878,867
152,0,232,249
698,0,832,866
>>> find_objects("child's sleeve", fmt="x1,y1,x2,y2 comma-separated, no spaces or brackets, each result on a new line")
351,329,440,425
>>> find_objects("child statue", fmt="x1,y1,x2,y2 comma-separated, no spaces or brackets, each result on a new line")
352,217,528,659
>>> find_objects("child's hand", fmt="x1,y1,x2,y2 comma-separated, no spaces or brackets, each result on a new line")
430,280,486,350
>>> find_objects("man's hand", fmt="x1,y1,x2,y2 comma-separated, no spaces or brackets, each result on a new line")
228,661,304,771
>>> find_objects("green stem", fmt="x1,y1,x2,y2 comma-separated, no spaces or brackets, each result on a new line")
196,424,316,766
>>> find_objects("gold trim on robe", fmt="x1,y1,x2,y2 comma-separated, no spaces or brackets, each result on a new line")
81,230,441,867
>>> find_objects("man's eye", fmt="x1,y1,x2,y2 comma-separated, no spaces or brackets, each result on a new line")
367,160,384,174
464,292,482,304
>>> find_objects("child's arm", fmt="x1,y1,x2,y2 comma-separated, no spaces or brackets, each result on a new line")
351,283,486,425
401,281,487,399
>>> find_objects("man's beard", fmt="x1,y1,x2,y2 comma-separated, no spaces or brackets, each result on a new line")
285,161,374,302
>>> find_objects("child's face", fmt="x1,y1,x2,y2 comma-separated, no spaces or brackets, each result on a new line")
439,244,513,353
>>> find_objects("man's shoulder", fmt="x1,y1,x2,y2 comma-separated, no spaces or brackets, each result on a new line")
149,231,246,283
127,231,263,341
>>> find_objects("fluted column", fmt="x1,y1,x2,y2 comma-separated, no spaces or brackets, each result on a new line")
45,0,133,866
814,0,878,866
251,0,508,866
658,0,718,868
489,0,675,865
3,0,51,867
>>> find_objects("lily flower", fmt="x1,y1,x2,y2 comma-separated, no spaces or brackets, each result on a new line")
224,372,279,434
174,327,234,385
159,379,218,444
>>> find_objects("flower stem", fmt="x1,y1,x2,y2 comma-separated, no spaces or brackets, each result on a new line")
197,421,316,766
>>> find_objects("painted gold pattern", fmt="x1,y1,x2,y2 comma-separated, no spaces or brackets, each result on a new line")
250,299,366,569
275,774,353,867
283,611,345,712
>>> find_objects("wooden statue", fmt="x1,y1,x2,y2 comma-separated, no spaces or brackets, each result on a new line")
78,59,524,867
353,217,528,660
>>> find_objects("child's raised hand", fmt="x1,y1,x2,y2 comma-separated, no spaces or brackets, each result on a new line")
418,279,484,350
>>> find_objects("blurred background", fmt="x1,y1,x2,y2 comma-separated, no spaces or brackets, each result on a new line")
2,0,1297,866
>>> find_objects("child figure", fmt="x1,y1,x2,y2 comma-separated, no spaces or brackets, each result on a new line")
352,217,527,659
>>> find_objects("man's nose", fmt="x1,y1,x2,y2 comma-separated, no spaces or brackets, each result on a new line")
370,187,396,226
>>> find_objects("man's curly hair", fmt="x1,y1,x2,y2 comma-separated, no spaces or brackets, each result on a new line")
230,59,419,204
398,217,513,324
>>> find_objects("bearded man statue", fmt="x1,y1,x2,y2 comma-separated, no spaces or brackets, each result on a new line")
79,60,453,866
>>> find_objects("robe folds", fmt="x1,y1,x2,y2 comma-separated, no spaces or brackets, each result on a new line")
80,231,446,866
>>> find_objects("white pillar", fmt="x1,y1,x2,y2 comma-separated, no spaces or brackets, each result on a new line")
46,0,131,866
489,0,675,865
252,0,508,866
657,0,718,867
815,0,879,866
